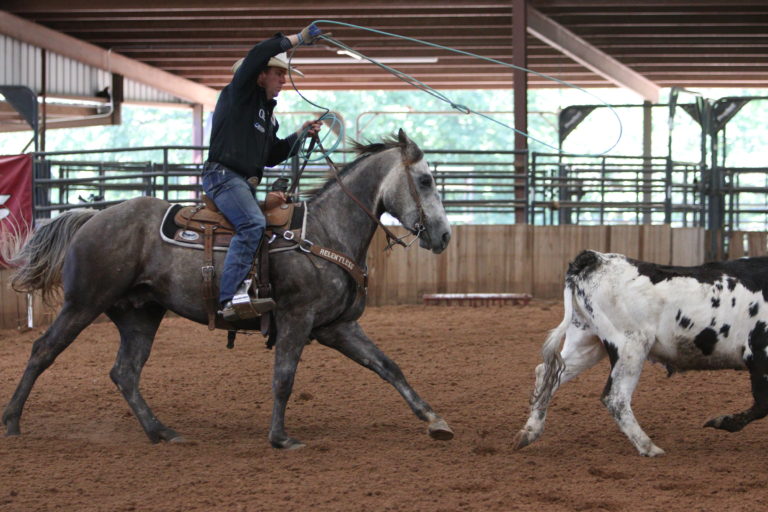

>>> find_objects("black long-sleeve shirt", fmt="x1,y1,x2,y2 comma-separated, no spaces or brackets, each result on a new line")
207,34,299,180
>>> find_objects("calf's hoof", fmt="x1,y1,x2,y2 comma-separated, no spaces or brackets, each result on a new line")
639,444,666,457
704,415,744,433
428,418,454,441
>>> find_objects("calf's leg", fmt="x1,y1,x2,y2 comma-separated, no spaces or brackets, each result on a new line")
705,330,768,432
600,332,664,457
514,326,604,450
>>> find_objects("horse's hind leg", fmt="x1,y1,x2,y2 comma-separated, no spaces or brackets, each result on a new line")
314,321,454,441
3,302,102,436
106,303,182,443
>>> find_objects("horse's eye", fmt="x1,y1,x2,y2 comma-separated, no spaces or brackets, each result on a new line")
418,174,433,188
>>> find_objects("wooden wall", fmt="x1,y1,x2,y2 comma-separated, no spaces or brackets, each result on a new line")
365,224,706,306
0,225,709,329
0,270,58,330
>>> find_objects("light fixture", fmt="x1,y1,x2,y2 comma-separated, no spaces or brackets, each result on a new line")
336,49,364,61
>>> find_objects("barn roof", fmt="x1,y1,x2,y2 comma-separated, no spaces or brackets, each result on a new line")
1,1,766,132
3,0,767,94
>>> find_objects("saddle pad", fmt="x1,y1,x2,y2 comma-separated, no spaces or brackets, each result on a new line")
159,203,308,253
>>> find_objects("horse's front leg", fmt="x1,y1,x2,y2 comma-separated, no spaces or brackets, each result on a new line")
268,316,312,450
314,320,453,441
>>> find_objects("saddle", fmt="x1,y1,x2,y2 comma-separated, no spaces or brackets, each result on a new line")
172,193,300,248
168,193,305,337
160,191,367,345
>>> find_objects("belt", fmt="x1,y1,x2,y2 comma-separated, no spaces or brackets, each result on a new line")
203,161,261,187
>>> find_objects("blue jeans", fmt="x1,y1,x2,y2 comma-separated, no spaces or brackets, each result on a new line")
201,164,266,304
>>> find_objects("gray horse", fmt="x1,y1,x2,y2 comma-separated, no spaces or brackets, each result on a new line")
3,129,453,449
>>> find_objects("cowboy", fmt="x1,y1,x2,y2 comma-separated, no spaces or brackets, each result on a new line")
202,24,323,322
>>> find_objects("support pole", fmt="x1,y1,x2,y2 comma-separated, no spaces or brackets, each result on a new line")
513,0,528,224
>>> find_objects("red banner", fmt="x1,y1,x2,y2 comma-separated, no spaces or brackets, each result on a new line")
0,154,33,266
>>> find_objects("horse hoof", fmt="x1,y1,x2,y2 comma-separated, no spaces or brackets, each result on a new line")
168,435,188,444
513,430,533,450
428,419,454,441
271,437,306,450
4,420,20,437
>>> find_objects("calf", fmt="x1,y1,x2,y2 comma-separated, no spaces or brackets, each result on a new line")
514,249,768,456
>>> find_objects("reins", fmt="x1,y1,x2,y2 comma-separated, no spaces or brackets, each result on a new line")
298,132,428,250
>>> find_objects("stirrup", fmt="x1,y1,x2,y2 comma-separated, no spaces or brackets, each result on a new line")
219,297,275,322
219,279,275,321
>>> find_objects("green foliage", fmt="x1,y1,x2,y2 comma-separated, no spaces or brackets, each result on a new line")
1,105,193,158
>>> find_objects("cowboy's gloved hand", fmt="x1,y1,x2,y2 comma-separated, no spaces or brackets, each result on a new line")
298,23,322,45
302,119,322,137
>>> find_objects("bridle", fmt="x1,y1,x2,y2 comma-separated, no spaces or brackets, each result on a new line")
297,133,428,250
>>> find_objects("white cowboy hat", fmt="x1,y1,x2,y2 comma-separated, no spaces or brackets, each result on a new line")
231,52,304,77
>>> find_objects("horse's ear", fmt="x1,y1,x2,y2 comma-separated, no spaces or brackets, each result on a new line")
398,129,423,165
397,128,408,144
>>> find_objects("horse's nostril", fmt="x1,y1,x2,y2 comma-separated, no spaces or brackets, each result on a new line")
442,232,451,244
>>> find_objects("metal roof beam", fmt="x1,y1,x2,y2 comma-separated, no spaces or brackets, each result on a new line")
0,10,218,108
526,6,661,102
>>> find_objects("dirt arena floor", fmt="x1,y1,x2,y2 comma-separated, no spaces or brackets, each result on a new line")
2,300,768,511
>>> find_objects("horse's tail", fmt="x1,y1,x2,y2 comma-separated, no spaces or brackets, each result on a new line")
10,209,98,304
530,283,571,407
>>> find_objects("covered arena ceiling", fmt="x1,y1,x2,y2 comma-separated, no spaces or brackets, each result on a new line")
2,0,768,96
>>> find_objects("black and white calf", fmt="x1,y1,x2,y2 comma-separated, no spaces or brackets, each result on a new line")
514,250,768,456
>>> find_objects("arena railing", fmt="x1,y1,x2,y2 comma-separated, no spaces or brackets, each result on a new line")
31,145,766,231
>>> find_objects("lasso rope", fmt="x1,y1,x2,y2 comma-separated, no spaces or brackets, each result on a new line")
286,20,624,158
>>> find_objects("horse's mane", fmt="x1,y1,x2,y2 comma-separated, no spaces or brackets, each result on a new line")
303,133,423,200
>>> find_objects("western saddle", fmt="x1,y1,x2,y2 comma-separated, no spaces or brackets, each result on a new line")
172,191,299,334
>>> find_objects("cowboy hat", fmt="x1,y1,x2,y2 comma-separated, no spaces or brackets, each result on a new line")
231,52,304,77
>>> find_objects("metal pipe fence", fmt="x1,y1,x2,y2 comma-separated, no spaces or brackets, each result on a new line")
29,145,768,233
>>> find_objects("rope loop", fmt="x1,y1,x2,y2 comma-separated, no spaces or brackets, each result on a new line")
283,20,625,157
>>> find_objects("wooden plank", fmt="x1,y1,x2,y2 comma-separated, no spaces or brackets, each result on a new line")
608,225,641,258
569,225,610,257
729,231,746,259
748,232,768,257
641,224,672,264
445,225,471,294
671,228,705,266
505,224,533,295
532,226,571,299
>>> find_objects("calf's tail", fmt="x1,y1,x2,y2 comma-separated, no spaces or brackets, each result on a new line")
530,284,572,405
11,209,98,304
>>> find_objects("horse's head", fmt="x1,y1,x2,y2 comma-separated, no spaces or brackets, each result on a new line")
380,129,451,254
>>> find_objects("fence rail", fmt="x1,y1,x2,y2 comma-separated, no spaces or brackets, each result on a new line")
26,145,768,257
